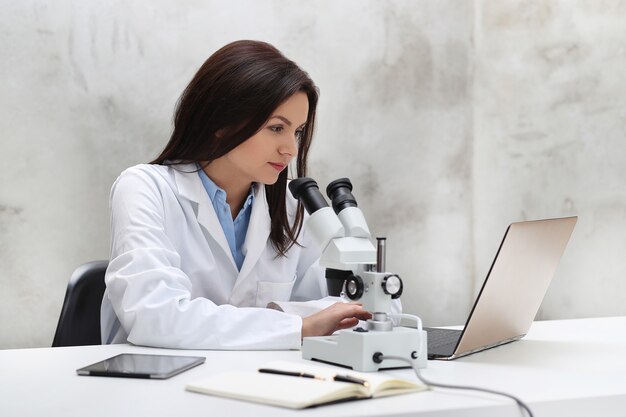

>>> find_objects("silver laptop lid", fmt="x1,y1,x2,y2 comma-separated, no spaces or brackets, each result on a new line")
454,217,577,357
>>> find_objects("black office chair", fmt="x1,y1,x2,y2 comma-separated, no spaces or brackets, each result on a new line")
52,260,109,347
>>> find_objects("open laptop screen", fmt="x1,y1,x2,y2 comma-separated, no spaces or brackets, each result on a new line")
428,216,577,360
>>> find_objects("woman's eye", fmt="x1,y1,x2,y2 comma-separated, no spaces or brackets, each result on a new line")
269,125,284,133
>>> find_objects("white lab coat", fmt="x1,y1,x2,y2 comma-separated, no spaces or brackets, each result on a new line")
100,163,330,350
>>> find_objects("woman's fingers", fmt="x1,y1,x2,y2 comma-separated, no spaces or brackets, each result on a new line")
336,317,359,330
333,303,371,321
302,303,372,338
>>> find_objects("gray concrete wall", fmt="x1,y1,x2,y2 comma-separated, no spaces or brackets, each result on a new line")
0,0,624,349
473,0,626,320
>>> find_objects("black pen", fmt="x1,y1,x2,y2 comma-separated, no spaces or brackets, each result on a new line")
258,368,319,379
258,368,369,387
332,374,369,386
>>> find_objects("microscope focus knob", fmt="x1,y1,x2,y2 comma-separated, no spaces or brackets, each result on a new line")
382,274,403,299
345,274,364,300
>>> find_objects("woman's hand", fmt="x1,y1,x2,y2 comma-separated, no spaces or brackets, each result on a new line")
301,303,372,339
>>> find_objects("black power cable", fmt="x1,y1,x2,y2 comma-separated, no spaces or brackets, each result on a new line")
378,354,534,417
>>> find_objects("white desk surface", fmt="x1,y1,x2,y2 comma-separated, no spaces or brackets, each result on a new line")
2,316,625,417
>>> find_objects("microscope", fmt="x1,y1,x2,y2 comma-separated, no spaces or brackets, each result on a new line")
289,177,427,372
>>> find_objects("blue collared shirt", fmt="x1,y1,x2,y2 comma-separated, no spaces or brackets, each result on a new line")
198,168,254,271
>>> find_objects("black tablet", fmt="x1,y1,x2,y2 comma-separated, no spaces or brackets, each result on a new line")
76,353,206,379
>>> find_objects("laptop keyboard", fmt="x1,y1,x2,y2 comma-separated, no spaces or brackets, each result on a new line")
425,328,463,357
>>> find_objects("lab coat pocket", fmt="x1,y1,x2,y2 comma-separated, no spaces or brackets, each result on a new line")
255,276,296,308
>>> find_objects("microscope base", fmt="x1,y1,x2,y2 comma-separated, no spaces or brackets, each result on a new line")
302,327,428,372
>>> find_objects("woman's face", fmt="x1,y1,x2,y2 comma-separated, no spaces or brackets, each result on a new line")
222,91,309,185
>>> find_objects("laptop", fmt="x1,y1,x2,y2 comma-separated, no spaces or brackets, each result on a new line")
426,216,577,360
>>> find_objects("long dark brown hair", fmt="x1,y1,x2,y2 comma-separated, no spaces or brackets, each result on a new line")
151,40,319,256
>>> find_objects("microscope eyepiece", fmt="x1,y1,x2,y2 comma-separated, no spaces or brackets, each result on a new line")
288,177,329,214
326,178,358,214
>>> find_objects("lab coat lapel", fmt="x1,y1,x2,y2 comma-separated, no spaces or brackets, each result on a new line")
233,184,271,291
173,165,237,271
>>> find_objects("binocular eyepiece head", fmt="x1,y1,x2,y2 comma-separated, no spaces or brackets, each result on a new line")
289,177,358,215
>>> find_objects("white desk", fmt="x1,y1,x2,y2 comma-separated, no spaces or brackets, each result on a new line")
2,317,625,417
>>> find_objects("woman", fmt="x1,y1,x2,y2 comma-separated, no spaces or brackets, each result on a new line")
100,40,371,349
